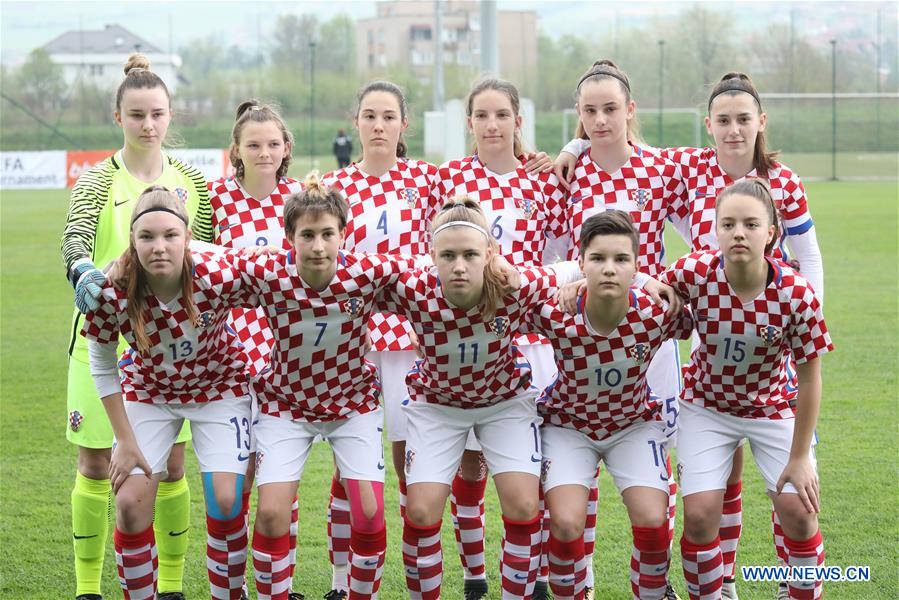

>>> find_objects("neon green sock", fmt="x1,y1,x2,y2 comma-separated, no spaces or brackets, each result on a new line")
72,473,111,597
153,477,190,593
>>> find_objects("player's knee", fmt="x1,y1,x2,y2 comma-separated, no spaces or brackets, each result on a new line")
459,451,485,481
77,447,110,480
163,445,186,481
115,487,150,529
775,498,819,540
629,506,668,529
682,498,720,544
405,501,437,527
254,502,287,535
502,495,539,522
203,472,244,521
550,515,585,542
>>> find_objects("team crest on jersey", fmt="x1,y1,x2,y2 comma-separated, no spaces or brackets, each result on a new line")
174,187,189,204
758,325,783,347
676,461,684,484
540,459,552,484
344,297,364,317
194,311,214,328
69,410,84,432
631,188,649,209
404,187,419,209
629,343,649,364
518,196,535,219
404,449,415,475
489,316,510,338
255,451,265,473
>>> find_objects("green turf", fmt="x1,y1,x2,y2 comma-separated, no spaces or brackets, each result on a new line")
1,181,896,598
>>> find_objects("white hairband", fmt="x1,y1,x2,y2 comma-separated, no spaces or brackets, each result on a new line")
432,221,489,238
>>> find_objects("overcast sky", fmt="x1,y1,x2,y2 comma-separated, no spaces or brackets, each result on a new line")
0,1,891,66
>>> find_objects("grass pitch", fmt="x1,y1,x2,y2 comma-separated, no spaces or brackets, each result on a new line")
1,181,896,598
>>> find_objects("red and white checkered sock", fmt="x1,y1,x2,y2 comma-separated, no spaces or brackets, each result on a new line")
113,525,158,600
537,488,551,583
206,514,248,600
239,491,251,597
402,516,443,600
328,476,351,591
450,473,487,581
398,478,408,519
631,524,670,600
500,514,542,599
667,458,677,545
348,526,387,599
252,528,291,600
680,535,723,600
720,481,743,578
547,533,586,600
784,530,825,599
583,480,599,588
772,509,789,565
288,496,299,585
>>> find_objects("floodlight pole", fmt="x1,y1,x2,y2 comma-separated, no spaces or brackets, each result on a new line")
309,40,316,167
658,40,665,147
830,39,837,181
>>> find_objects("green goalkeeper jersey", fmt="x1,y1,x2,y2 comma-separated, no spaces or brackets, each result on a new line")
61,150,213,362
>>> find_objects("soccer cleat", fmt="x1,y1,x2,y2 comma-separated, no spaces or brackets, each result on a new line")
721,577,738,599
75,596,103,600
288,594,306,600
584,586,595,600
241,592,249,600
665,582,683,599
532,579,551,600
463,578,489,600
776,581,790,600
157,594,186,600
323,591,347,600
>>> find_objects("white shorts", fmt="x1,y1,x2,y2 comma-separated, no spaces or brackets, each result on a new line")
254,408,385,486
123,394,253,476
676,401,818,496
464,343,557,453
369,350,418,443
647,338,681,441
403,389,543,486
541,420,671,494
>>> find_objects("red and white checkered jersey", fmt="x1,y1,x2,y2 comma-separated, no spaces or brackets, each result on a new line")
80,251,254,405
565,145,686,278
433,155,568,345
226,250,417,422
377,261,582,409
527,289,693,441
662,147,815,261
208,176,302,376
659,250,833,419
322,158,439,352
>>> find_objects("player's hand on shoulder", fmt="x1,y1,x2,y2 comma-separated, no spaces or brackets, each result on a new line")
109,439,152,493
239,244,281,258
643,277,683,317
522,151,553,175
492,254,521,292
553,151,578,190
776,456,820,514
556,278,587,314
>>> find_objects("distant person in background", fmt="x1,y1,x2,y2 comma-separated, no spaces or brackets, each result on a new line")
60,52,212,600
333,129,353,168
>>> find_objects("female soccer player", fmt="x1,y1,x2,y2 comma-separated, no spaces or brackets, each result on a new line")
431,77,571,600
557,70,825,597
208,100,305,600
530,210,693,600
562,59,687,599
321,80,553,599
660,179,831,600
377,198,582,599
219,173,464,600
82,187,254,600
61,53,212,600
